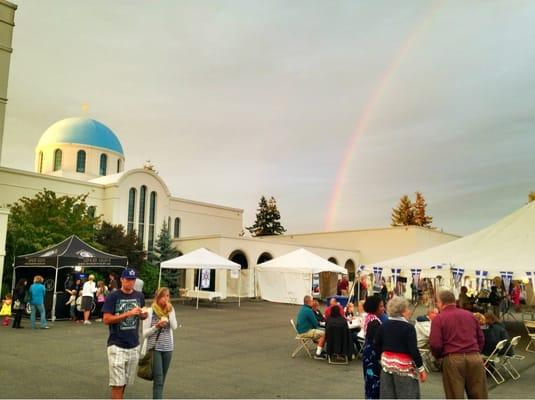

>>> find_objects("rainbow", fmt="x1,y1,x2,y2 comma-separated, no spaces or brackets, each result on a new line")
324,0,444,231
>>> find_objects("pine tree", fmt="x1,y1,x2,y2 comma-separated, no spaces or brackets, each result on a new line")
391,195,414,226
153,220,179,263
413,191,433,227
246,195,286,236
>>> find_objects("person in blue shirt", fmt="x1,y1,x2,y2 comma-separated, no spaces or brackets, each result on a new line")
296,295,326,359
29,275,48,329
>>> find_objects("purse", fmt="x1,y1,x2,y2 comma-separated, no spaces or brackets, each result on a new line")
137,328,162,381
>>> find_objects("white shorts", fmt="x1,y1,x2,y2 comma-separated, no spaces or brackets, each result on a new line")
107,345,140,387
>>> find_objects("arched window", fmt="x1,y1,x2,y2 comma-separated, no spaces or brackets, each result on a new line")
229,250,249,270
174,217,181,238
76,150,86,173
148,191,157,252
53,149,62,171
138,185,147,244
38,151,43,173
127,188,136,234
167,217,171,235
99,154,108,176
117,159,122,173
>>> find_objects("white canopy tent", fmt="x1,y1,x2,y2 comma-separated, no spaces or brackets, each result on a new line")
256,248,347,305
160,248,241,309
368,201,535,290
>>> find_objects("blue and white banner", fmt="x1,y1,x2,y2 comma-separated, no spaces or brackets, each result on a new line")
410,268,422,288
451,267,464,286
357,264,366,273
526,271,534,288
391,268,402,287
373,267,383,286
475,270,488,291
431,265,443,271
500,271,513,293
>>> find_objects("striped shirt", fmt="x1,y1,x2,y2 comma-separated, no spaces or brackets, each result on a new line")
144,308,177,352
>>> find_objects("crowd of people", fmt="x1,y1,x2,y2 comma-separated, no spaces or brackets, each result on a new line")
294,284,521,399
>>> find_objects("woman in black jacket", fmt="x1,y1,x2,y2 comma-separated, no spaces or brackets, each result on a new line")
12,278,28,329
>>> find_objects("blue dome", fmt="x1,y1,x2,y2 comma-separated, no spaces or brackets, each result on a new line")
38,117,124,155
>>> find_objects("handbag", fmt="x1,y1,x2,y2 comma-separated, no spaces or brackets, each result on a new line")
137,328,162,381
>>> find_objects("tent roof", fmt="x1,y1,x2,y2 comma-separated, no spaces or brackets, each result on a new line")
160,248,241,270
15,235,128,268
256,248,347,274
370,201,535,277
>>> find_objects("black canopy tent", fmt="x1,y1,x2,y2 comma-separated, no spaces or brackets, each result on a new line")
14,235,128,321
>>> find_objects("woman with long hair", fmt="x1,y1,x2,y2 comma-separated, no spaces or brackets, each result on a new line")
11,278,28,329
361,295,385,399
141,287,178,399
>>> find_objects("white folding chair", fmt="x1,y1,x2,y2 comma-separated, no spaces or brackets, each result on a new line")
524,320,535,353
290,319,314,358
482,339,507,385
500,336,522,380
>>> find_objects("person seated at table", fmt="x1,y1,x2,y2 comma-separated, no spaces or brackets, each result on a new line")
482,311,511,356
325,303,352,360
325,298,345,319
296,295,326,360
458,286,474,310
311,299,325,325
345,302,355,319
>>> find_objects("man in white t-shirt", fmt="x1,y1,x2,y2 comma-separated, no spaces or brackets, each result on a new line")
82,274,97,325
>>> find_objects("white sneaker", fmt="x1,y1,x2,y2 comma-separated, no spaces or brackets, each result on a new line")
95,318,102,322
83,320,91,325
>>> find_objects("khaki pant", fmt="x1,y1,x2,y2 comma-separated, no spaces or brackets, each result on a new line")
442,353,488,399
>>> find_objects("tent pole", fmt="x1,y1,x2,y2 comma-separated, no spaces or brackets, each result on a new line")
51,258,59,322
238,270,241,308
196,268,201,310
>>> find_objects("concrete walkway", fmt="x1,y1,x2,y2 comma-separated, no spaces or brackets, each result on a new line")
1,301,533,398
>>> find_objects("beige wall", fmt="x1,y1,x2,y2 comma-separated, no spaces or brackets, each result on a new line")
0,0,16,165
261,226,459,265
173,235,359,298
34,143,125,180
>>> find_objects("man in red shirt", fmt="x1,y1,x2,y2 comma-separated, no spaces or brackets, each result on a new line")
429,290,487,399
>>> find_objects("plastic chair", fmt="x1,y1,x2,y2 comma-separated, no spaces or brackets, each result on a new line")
482,339,508,384
524,320,535,353
290,319,313,358
500,336,522,380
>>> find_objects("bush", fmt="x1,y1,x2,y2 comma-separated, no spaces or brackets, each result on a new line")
139,261,159,298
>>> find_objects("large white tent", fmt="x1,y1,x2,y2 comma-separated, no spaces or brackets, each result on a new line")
368,201,535,288
256,248,347,305
160,248,241,309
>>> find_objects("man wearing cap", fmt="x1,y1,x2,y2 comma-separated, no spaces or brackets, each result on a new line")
103,268,148,399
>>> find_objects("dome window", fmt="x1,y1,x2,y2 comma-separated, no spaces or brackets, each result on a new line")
53,149,62,171
76,150,86,173
99,154,108,176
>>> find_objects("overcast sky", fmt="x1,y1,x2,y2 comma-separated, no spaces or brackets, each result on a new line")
2,0,535,236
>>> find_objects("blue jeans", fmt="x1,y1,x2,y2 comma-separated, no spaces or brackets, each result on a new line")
30,303,47,328
152,350,173,399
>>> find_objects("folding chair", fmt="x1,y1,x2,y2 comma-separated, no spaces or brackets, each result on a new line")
290,319,314,358
482,339,507,385
418,348,432,373
328,354,349,365
355,336,365,359
524,320,535,353
500,336,522,380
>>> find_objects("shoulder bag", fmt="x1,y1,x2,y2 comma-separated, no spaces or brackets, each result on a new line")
137,328,162,381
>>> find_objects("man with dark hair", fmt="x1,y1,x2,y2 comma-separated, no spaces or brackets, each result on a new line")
430,290,487,399
295,295,326,359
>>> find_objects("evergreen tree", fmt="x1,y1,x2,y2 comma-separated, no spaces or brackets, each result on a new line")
246,195,286,236
413,191,433,227
153,220,179,263
391,195,414,226
94,221,145,268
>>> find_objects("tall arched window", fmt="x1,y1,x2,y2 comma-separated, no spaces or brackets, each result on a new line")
174,217,181,238
38,151,43,173
127,188,136,234
53,149,62,171
117,159,122,173
148,191,157,253
138,185,147,244
99,154,108,176
76,150,86,173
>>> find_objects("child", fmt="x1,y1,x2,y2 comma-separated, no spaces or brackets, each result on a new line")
1,294,12,326
65,289,77,321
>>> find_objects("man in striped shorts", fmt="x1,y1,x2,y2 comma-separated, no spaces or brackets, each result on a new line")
103,268,148,399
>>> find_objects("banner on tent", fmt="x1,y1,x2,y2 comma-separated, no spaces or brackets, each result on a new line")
357,265,366,274
373,267,383,286
451,267,464,286
527,271,535,288
410,268,421,288
200,268,211,289
391,268,401,287
475,270,488,291
500,271,513,293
